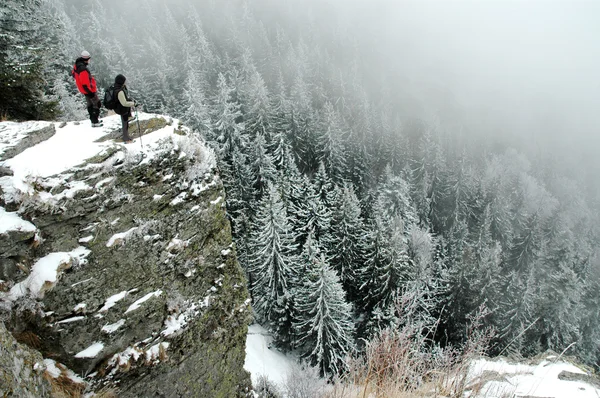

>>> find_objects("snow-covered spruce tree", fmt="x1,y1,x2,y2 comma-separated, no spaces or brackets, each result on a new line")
248,183,298,341
244,69,274,141
0,0,59,120
249,134,277,198
371,215,412,315
319,102,348,186
529,232,582,353
295,252,355,376
288,175,332,253
327,182,369,303
182,65,212,135
211,72,246,161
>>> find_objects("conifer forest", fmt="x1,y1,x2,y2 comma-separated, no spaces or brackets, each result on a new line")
3,0,600,376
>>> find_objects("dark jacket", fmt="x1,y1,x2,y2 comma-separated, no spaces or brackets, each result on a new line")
71,58,97,95
113,83,133,115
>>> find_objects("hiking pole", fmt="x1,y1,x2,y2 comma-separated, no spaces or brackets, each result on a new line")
134,105,143,149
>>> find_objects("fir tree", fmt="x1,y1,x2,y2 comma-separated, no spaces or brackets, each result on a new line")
211,72,246,160
319,102,347,185
248,184,298,331
328,183,369,302
295,253,355,376
0,0,59,119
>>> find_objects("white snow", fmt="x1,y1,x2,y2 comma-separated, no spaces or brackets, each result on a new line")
161,302,199,337
98,290,129,313
0,114,206,206
465,356,600,398
0,207,37,234
210,196,223,205
74,342,104,358
106,227,138,247
43,358,62,378
244,323,296,389
124,290,162,314
166,237,187,252
170,192,187,205
57,316,85,324
78,235,93,243
0,121,53,156
7,247,90,300
146,342,170,362
95,177,114,188
43,358,84,384
102,319,126,334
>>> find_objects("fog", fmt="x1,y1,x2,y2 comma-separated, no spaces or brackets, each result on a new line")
333,0,600,173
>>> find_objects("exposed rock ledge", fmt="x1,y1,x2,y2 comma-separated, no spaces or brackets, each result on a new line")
0,117,252,397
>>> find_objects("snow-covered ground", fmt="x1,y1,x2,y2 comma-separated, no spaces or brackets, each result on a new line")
244,332,600,398
465,355,600,398
244,323,296,388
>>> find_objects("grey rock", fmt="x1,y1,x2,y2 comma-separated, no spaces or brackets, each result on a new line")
0,322,51,397
0,124,56,162
1,123,252,397
558,370,600,388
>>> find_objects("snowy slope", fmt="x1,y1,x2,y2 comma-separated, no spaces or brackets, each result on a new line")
244,323,297,388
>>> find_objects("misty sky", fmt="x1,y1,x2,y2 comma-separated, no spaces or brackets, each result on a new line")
332,0,600,172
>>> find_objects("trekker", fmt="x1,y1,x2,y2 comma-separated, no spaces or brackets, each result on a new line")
72,51,102,127
113,74,137,144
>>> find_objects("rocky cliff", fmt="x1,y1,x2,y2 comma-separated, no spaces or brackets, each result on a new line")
0,116,252,397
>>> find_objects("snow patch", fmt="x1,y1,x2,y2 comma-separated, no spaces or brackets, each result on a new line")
170,192,187,206
124,290,162,314
102,319,126,334
74,342,104,358
106,227,138,247
0,207,37,234
78,235,93,243
161,302,199,337
95,177,114,189
7,247,90,300
146,342,169,363
43,358,61,378
245,323,296,389
57,316,85,324
465,356,600,398
98,289,136,313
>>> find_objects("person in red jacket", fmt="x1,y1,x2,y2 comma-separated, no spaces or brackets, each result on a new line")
72,51,102,127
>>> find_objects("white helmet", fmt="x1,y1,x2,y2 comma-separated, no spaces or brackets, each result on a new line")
81,50,91,59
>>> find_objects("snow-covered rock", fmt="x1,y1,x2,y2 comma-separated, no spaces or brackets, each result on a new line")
0,115,251,396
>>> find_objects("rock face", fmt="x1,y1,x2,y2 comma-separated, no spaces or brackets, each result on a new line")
0,119,252,397
0,322,51,397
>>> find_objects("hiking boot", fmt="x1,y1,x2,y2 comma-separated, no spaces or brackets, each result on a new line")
124,139,135,144
91,122,104,127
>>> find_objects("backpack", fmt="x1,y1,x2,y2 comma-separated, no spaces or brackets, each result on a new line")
103,85,117,110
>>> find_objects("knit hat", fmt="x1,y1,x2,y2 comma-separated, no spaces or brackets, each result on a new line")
81,50,91,60
115,74,126,85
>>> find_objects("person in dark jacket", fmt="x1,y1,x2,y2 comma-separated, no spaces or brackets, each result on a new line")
113,74,137,143
71,51,102,127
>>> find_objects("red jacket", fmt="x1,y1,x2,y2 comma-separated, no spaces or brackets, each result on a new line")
72,58,97,95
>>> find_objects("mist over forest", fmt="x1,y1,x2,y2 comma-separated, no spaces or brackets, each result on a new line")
3,0,600,376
